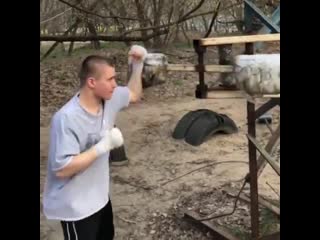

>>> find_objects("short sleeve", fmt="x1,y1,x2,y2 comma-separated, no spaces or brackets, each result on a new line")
109,86,130,112
49,113,80,171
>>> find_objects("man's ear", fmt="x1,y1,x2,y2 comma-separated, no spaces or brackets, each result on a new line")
87,77,96,88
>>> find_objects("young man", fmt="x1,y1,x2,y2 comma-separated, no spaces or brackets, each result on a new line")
42,45,148,240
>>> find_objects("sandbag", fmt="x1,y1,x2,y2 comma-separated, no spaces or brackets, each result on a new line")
142,53,168,88
233,54,280,95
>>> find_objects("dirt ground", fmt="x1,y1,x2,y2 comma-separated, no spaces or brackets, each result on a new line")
40,43,280,240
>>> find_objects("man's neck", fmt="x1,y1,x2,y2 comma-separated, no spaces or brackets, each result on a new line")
78,88,102,115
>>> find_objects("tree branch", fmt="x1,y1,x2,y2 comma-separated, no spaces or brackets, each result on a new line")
57,0,141,21
203,1,221,38
40,29,169,42
40,8,72,25
122,2,242,35
181,0,206,20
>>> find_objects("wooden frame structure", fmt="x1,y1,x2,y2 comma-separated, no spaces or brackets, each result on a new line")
183,33,280,240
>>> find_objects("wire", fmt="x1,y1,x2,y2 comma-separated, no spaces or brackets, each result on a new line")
197,179,247,221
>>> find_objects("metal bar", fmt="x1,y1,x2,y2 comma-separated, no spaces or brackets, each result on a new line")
244,0,255,33
256,5,280,50
247,100,260,240
246,41,259,239
255,98,280,119
244,0,280,33
247,134,280,176
184,211,240,240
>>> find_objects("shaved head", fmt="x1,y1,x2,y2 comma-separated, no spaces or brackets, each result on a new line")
78,55,115,88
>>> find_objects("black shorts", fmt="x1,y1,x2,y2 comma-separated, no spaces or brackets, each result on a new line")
61,200,114,240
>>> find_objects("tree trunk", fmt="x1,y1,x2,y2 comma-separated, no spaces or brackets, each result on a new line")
201,16,209,32
181,23,191,46
152,0,165,48
87,21,100,49
134,0,151,48
68,25,78,56
105,0,131,47
163,2,174,46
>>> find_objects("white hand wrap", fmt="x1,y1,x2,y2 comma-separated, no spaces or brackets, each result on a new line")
128,45,148,71
94,128,124,157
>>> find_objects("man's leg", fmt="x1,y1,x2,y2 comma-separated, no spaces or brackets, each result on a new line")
60,208,103,240
97,200,115,240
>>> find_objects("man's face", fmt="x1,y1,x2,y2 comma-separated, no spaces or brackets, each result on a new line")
89,64,117,100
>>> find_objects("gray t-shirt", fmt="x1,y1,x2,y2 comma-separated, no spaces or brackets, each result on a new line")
43,86,130,221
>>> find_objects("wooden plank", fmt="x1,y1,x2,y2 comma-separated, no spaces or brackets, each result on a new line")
166,64,234,72
207,90,245,99
247,134,280,176
184,211,240,240
206,90,280,99
200,33,280,46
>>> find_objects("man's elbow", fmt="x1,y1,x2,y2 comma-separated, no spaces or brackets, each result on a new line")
54,156,76,179
55,169,70,179
130,92,141,103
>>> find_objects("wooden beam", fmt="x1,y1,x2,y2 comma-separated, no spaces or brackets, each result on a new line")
207,90,245,99
200,34,280,46
206,90,280,99
247,134,280,176
166,64,234,72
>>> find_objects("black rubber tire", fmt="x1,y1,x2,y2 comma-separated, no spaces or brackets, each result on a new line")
185,111,224,146
218,114,238,134
172,109,216,139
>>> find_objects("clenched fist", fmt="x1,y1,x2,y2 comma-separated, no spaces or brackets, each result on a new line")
94,128,124,157
128,45,148,67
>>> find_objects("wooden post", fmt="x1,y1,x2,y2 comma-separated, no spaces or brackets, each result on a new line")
193,39,207,98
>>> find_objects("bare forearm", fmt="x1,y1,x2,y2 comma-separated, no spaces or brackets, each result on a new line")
55,128,124,178
55,147,98,178
127,63,143,101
